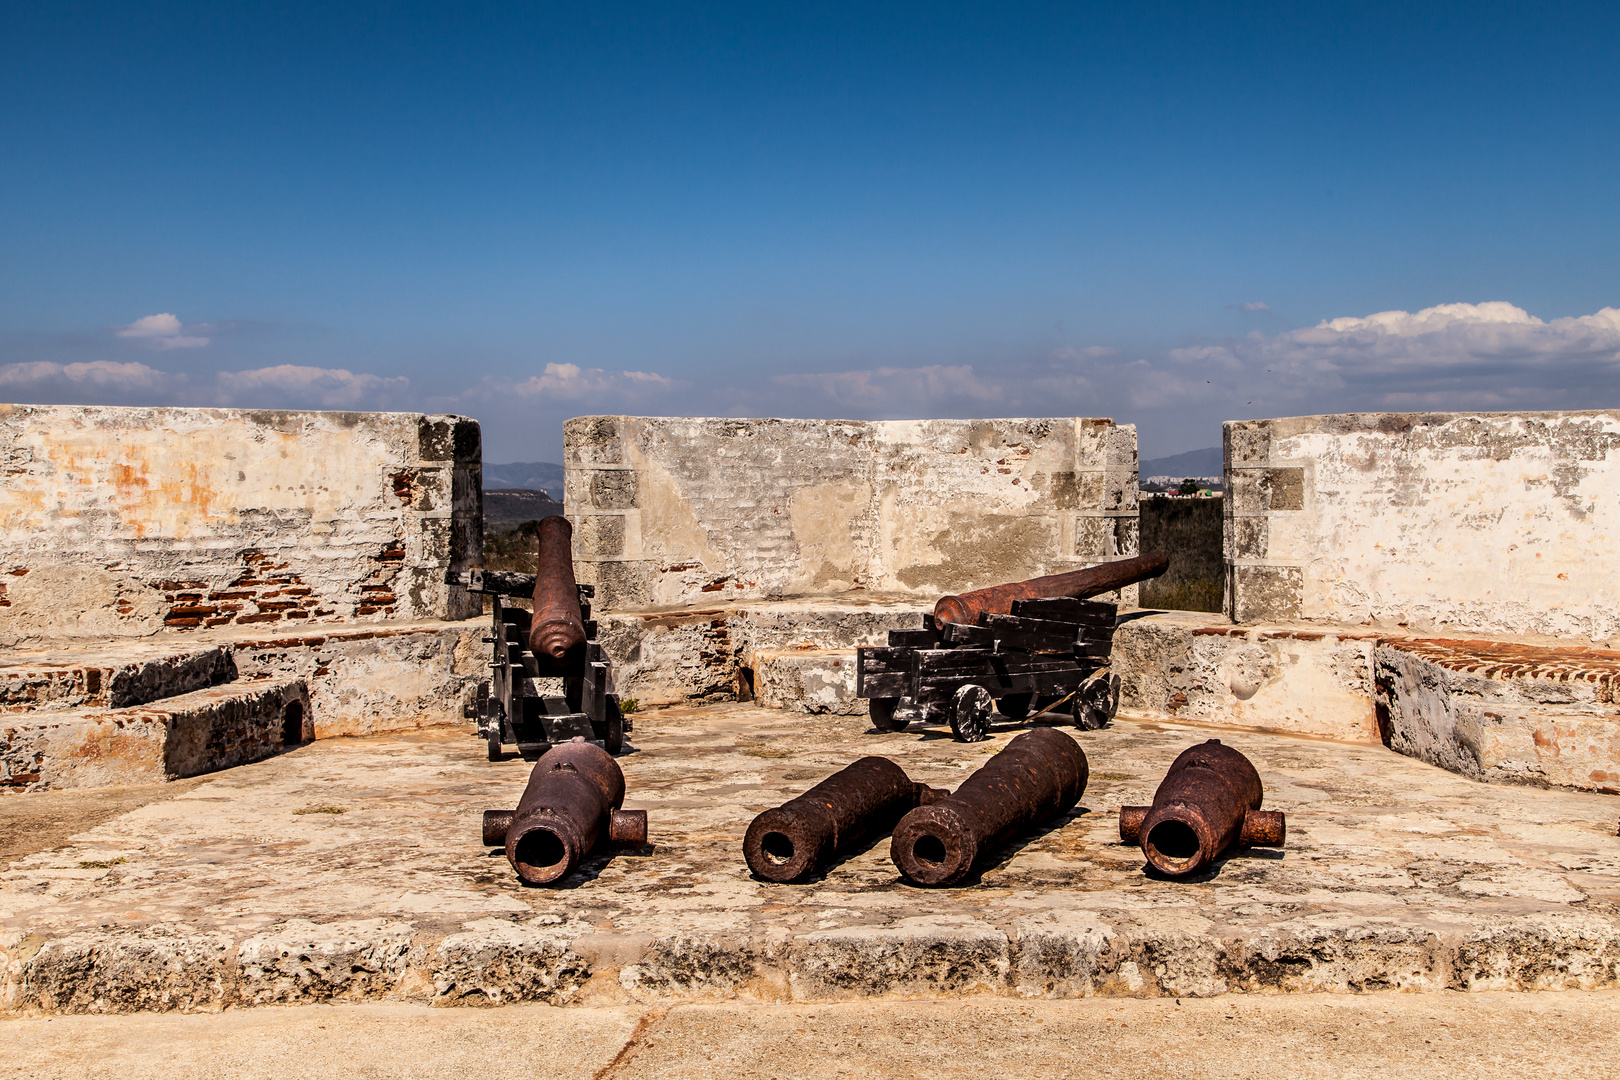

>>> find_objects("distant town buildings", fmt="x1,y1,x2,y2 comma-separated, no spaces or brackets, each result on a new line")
1140,475,1223,497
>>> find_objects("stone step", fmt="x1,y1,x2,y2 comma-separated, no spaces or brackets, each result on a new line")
750,649,861,715
5,618,485,739
1,677,309,790
0,644,235,714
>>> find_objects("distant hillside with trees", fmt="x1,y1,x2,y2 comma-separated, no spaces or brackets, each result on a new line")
1138,496,1223,612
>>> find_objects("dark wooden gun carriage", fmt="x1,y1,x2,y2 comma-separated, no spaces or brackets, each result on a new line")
855,552,1167,742
856,597,1121,741
447,567,627,760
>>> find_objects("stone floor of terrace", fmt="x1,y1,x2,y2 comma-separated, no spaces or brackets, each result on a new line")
4,702,1620,1012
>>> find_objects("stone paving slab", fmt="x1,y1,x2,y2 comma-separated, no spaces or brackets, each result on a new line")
3,704,1620,1012
3,993,1619,1080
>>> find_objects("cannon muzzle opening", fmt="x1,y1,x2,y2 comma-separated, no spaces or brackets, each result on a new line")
743,756,947,883
485,737,647,885
1121,739,1285,878
890,727,1088,887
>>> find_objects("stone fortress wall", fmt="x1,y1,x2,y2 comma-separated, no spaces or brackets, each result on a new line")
6,402,1620,797
0,404,483,644
1224,410,1620,639
563,415,1141,611
1,405,487,785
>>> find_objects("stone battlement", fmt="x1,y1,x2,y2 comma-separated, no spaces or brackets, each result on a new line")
0,404,483,644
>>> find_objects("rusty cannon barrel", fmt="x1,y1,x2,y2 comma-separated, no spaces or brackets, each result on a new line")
932,550,1169,631
890,727,1088,886
744,757,948,882
528,515,587,662
1118,739,1285,877
483,737,648,884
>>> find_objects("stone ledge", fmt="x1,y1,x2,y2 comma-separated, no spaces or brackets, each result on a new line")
1,678,308,790
12,910,1620,1014
1380,638,1620,794
1112,612,1385,743
597,597,929,706
751,650,860,715
3,618,486,742
0,645,234,714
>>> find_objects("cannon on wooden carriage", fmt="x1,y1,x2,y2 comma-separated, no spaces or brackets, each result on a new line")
855,552,1168,741
446,516,628,760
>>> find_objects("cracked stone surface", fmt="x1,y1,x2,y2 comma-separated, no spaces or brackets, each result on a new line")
2,703,1619,1011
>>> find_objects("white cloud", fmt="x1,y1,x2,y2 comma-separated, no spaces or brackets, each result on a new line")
1159,301,1620,415
214,365,410,408
0,354,412,411
1226,301,1271,312
0,359,176,392
489,362,677,401
115,313,211,349
1175,301,1620,374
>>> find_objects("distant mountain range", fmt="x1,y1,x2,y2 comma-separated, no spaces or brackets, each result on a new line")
1139,446,1222,479
483,488,563,534
483,461,564,499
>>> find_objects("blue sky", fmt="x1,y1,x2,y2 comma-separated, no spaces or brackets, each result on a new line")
4,1,1618,461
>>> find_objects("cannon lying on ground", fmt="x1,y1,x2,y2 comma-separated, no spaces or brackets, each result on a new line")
890,727,1089,886
744,757,948,882
1118,739,1285,877
856,552,1168,740
483,737,648,884
448,515,629,760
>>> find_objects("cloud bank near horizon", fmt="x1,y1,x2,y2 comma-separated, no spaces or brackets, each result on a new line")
0,361,411,410
742,301,1620,421
4,301,1619,456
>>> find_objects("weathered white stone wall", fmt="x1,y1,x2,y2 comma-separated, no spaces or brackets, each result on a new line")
1226,411,1620,638
564,416,1138,611
0,405,482,643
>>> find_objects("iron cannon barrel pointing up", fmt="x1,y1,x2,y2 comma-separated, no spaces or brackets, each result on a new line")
1118,739,1285,877
744,756,947,882
528,515,587,662
483,737,648,884
890,727,1088,887
932,550,1169,631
